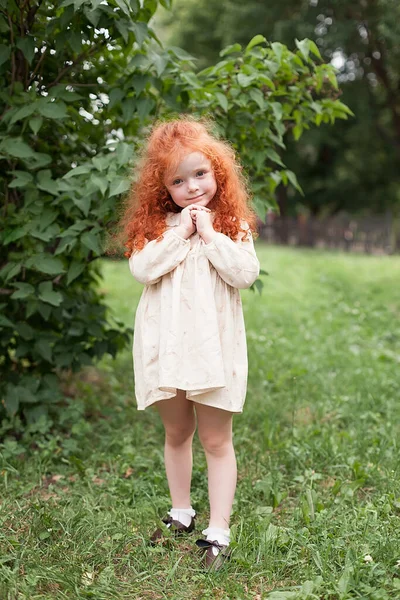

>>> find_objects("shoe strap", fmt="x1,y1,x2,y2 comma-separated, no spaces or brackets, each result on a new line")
195,539,224,550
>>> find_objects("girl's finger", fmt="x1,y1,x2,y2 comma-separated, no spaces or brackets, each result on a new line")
190,205,210,211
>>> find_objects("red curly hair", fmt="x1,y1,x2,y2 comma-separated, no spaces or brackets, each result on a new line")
117,116,257,257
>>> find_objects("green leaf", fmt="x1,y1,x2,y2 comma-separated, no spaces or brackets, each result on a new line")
68,31,83,54
0,262,21,283
58,221,91,238
215,92,228,112
114,0,131,17
26,255,65,275
0,314,14,328
72,196,91,216
286,170,304,195
1,138,35,158
270,102,283,121
81,231,102,255
92,155,111,171
246,35,267,52
67,261,85,284
0,43,11,67
10,103,37,125
11,282,35,299
25,296,39,319
8,170,34,188
109,177,130,197
90,174,108,196
181,71,201,89
3,224,31,244
135,97,154,121
308,40,322,60
115,18,130,43
54,236,77,254
38,281,63,306
48,86,83,102
34,339,53,362
293,123,303,141
265,148,285,167
310,101,323,115
12,384,38,404
30,152,52,167
37,301,52,321
168,46,194,61
327,69,339,90
249,88,264,110
31,223,61,243
38,101,68,119
237,73,255,87
295,38,310,61
219,43,242,57
16,36,35,64
131,21,148,46
271,42,284,64
333,100,354,116
4,387,20,415
63,164,92,179
270,171,282,187
115,142,134,167
259,75,276,90
37,170,59,195
15,322,34,340
108,87,125,109
251,278,264,295
252,195,267,221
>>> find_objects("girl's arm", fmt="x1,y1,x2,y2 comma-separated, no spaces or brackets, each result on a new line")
129,228,191,285
203,223,260,289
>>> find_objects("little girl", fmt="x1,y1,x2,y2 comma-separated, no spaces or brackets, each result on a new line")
120,117,260,570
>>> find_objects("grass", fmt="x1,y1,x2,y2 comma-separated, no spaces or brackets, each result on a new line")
1,243,400,599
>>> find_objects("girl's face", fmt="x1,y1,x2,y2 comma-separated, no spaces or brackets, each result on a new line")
165,152,217,210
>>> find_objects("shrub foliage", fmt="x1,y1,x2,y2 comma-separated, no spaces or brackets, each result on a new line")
0,0,350,427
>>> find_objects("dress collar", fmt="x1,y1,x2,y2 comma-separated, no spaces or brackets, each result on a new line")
165,212,181,226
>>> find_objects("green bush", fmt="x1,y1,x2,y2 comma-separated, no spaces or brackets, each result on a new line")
0,0,350,429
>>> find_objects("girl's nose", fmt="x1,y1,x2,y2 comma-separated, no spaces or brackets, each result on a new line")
187,179,199,192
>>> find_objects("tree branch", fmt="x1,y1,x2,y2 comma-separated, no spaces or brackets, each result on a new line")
26,0,43,31
27,46,47,87
8,13,16,93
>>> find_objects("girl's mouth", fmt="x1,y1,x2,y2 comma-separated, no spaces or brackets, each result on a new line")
188,193,204,201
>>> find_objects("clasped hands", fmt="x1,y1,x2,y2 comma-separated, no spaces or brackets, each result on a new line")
177,204,217,244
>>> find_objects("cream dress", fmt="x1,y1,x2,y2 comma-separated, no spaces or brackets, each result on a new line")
128,211,260,413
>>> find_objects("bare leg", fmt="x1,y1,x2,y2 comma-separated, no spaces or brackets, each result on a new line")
194,402,237,529
156,390,197,508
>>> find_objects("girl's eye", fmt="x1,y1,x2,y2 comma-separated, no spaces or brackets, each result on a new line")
196,170,206,177
172,178,182,185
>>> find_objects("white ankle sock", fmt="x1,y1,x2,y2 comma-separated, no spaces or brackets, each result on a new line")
202,526,230,547
167,506,196,527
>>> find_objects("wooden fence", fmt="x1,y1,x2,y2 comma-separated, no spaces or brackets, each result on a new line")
258,214,400,255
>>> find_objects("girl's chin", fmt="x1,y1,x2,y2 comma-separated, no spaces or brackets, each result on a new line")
192,197,210,206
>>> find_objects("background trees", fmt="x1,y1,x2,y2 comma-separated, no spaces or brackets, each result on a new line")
157,0,400,217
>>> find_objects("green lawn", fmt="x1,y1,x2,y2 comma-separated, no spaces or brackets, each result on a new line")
1,243,400,599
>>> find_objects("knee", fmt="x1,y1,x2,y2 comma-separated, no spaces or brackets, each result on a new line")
165,422,196,447
198,432,233,457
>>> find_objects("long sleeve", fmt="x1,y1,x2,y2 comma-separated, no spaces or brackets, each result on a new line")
129,229,190,285
203,224,260,289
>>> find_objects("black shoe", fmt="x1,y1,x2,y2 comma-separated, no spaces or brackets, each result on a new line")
195,538,231,570
150,514,196,545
